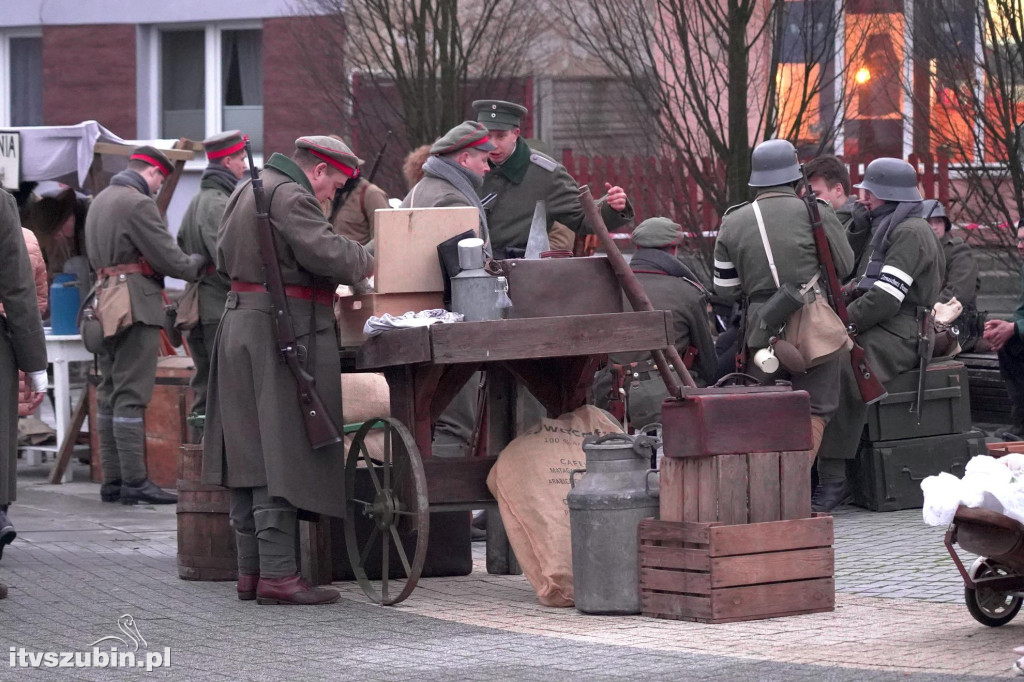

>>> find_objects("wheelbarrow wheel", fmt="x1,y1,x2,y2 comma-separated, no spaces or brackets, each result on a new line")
965,558,1023,627
343,417,429,606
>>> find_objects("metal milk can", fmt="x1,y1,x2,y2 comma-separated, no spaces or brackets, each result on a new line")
451,238,509,321
568,432,660,614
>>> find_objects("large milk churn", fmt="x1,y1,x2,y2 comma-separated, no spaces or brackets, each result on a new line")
568,432,659,614
451,238,510,321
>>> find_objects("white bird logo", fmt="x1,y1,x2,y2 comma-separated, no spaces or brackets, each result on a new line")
89,614,148,652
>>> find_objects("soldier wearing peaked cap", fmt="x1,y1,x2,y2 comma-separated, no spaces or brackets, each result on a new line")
473,100,635,258
204,134,373,606
176,130,249,428
85,145,208,507
328,134,390,248
815,158,944,512
400,120,496,458
593,217,718,427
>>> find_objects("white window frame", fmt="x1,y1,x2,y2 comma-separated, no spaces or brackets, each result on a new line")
0,28,43,128
138,21,262,162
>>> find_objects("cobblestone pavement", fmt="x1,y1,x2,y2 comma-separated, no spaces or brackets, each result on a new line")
0,463,1018,680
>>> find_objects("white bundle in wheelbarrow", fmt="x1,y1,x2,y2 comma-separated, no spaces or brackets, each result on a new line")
486,405,622,607
922,454,1024,527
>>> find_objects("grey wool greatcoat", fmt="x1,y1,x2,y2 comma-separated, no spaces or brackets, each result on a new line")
202,154,373,518
0,190,47,505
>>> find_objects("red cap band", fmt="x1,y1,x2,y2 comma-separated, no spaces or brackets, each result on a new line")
130,154,173,177
308,149,358,178
207,135,248,160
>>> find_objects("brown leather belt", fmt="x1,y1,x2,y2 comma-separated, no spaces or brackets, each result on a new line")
231,281,334,307
97,261,155,278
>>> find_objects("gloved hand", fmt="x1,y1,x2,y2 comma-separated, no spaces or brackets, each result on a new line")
28,370,47,393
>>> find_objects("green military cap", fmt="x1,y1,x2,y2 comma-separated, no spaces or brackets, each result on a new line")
473,100,528,131
129,145,174,177
296,135,363,177
631,217,682,248
430,121,497,155
204,130,247,160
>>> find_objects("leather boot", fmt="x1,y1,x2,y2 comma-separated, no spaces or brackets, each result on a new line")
121,479,178,505
237,573,259,601
811,480,851,513
256,574,340,605
0,507,15,561
0,581,7,599
100,480,122,503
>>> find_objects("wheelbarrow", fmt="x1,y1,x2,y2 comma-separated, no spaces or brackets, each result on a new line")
945,505,1024,626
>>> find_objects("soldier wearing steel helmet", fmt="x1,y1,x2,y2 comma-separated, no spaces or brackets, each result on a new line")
713,139,854,474
815,158,945,511
922,199,981,351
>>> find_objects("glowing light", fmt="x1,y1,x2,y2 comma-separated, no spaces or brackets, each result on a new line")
855,67,871,84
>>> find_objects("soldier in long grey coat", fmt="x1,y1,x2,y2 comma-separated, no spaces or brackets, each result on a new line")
401,121,495,458
714,140,854,506
177,130,248,424
473,100,634,258
85,146,207,506
815,158,944,511
204,135,373,606
922,199,981,351
0,189,47,570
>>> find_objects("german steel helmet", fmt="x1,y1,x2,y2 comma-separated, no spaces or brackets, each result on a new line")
921,199,948,221
748,139,801,187
854,158,922,202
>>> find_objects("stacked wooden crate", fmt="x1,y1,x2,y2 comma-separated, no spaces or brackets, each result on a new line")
640,387,835,623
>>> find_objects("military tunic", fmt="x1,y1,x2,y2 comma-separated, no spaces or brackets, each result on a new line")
482,139,634,255
203,154,372,518
818,207,945,461
835,196,872,281
713,185,854,416
938,231,979,309
332,177,389,246
177,175,235,418
0,191,47,505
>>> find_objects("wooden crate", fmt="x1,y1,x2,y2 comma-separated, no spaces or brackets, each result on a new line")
659,451,812,524
335,292,444,347
988,442,1024,456
374,207,479,294
639,515,835,624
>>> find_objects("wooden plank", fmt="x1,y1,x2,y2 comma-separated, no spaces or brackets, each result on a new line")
658,457,685,522
697,456,717,522
93,141,194,161
48,390,89,484
641,567,711,595
641,591,712,620
710,577,835,621
682,458,700,522
747,452,781,523
299,517,333,586
357,326,432,369
710,548,834,588
423,457,497,506
715,454,748,525
429,311,672,364
638,518,712,545
708,515,833,557
779,450,812,520
640,545,711,571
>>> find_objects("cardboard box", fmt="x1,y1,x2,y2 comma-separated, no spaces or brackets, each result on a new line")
374,207,478,293
335,292,444,347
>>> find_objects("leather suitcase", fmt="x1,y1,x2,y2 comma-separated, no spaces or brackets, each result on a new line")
493,256,623,318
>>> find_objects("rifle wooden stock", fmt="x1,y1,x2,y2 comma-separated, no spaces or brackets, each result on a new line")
245,142,343,449
800,168,887,405
578,186,696,396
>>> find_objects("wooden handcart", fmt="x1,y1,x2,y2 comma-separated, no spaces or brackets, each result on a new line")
333,310,673,605
945,505,1024,626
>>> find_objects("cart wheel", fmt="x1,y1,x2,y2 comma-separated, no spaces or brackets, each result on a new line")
965,558,1023,627
344,417,429,606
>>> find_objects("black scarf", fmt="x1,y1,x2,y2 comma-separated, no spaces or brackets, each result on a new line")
201,163,239,194
110,169,150,197
630,248,707,295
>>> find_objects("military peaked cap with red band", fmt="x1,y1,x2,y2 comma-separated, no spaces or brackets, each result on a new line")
429,121,497,155
204,130,247,160
295,136,363,178
129,145,174,177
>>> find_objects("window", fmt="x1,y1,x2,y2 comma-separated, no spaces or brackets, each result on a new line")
156,25,263,153
0,33,43,127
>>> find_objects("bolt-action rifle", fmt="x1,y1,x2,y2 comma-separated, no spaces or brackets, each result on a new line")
801,165,888,405
245,141,342,449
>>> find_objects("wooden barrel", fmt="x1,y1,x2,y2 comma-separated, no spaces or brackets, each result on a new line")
177,444,237,581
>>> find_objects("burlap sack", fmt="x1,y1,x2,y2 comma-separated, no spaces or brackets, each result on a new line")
486,405,623,607
341,373,390,425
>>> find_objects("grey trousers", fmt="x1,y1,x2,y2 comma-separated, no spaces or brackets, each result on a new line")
229,486,298,578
